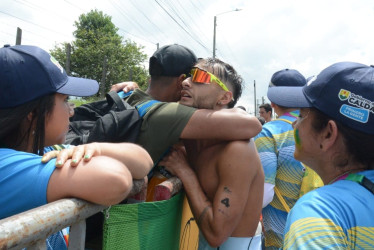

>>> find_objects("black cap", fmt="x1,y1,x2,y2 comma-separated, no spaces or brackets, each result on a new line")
149,44,197,77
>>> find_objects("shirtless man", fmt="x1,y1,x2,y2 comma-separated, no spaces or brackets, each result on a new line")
160,58,264,250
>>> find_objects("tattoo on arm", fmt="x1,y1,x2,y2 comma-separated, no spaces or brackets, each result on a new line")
197,205,211,226
218,208,229,217
221,198,230,208
223,187,232,193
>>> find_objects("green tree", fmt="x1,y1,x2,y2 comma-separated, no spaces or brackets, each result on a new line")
50,9,148,98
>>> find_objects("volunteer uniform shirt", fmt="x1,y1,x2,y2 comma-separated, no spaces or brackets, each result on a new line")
284,170,374,249
254,111,304,249
0,148,56,219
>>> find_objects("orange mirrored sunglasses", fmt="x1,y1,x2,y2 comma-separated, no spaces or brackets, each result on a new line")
188,67,230,92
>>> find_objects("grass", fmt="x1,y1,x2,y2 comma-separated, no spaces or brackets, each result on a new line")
69,96,102,107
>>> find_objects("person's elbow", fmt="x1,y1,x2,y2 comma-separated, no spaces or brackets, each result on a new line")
95,157,134,205
104,166,133,205
250,117,262,137
200,226,230,247
131,144,154,179
204,232,228,248
139,147,153,177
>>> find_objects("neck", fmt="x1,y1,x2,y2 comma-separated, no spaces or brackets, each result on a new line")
275,107,298,117
147,81,178,102
3,137,31,152
326,167,366,185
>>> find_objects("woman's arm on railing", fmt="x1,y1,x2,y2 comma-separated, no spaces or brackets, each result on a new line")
0,179,146,250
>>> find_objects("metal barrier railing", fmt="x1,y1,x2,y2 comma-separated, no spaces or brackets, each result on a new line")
0,179,146,250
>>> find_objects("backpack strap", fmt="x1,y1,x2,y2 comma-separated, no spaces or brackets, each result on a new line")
137,100,161,117
345,173,374,195
107,91,126,110
116,90,160,117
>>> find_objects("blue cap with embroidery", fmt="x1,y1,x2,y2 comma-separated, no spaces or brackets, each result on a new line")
284,61,374,135
267,68,306,107
0,45,99,108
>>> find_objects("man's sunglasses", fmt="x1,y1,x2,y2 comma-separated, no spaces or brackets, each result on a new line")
187,67,231,92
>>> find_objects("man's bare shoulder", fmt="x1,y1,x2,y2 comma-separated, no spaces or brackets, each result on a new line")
217,140,260,170
220,140,256,156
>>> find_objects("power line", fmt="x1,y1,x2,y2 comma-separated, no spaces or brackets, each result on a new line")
15,0,74,23
108,0,157,43
0,10,70,38
63,0,86,12
166,0,211,49
154,0,210,52
128,0,168,41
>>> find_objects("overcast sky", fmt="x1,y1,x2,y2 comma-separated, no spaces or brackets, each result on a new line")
1,0,374,114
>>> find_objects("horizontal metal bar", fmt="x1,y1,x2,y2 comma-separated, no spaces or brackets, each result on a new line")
0,178,146,249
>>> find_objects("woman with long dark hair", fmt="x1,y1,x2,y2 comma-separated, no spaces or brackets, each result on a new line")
0,45,153,220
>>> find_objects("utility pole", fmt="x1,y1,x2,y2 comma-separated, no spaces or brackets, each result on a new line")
65,43,71,75
213,16,217,59
15,27,22,45
254,80,257,116
213,9,242,59
100,56,107,98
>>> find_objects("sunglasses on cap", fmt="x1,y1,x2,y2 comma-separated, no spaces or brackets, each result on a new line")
188,67,231,92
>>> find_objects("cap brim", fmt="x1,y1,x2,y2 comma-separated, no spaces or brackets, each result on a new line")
267,86,312,108
57,76,99,97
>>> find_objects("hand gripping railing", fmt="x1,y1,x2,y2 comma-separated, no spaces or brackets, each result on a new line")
0,179,146,250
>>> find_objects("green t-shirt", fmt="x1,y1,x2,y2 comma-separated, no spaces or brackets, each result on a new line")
126,89,196,164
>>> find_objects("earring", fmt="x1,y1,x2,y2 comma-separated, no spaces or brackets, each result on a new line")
218,101,222,105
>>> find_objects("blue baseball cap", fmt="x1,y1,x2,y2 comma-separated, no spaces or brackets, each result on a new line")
149,44,197,77
0,45,99,108
284,62,374,135
267,68,306,107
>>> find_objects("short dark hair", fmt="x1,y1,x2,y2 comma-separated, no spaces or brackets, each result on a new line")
196,58,243,108
259,103,272,114
311,108,374,170
0,93,55,155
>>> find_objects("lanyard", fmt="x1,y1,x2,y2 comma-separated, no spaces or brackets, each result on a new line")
345,173,374,195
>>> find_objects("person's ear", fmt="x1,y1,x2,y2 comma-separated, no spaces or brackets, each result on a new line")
178,74,187,83
319,120,338,151
218,91,233,106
